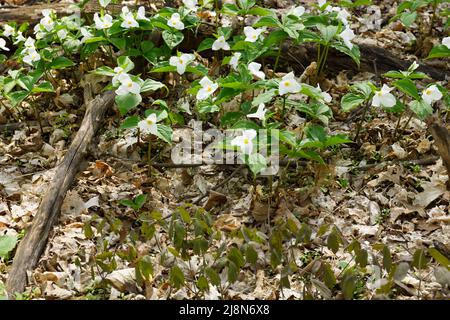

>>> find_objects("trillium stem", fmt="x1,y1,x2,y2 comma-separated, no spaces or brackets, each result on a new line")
394,111,404,140
147,138,152,177
354,100,371,142
401,112,414,136
282,96,287,120
274,45,282,73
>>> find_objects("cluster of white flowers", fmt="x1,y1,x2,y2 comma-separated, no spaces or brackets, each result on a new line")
0,38,9,51
115,72,141,96
372,83,442,108
21,37,41,66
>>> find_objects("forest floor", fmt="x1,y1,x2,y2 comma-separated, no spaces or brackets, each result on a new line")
0,0,449,300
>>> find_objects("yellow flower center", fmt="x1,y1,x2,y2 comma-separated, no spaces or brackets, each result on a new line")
127,82,133,88
284,81,290,87
243,138,249,145
207,86,212,92
377,91,382,96
179,58,184,64
425,89,432,95
146,119,154,125
252,35,257,39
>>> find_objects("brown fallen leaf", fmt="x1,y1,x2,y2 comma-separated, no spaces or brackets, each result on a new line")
204,190,227,211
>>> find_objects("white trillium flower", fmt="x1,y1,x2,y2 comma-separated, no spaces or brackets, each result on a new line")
442,37,450,50
317,0,327,8
23,49,41,65
278,72,301,95
422,85,442,105
80,28,93,43
24,37,36,52
196,76,218,100
40,15,55,32
41,9,54,17
94,13,113,29
291,6,305,17
14,32,26,44
169,53,195,75
317,84,332,103
244,26,265,42
168,13,184,30
57,29,68,40
231,129,257,155
336,8,350,25
340,26,355,50
121,12,139,29
248,62,265,80
137,6,149,20
116,74,141,96
112,67,126,85
229,52,241,71
138,113,158,135
212,36,230,51
183,0,198,12
372,84,396,108
247,103,267,120
0,38,9,51
3,25,15,37
409,61,419,71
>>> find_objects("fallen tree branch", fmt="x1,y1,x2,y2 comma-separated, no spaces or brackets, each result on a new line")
5,90,115,297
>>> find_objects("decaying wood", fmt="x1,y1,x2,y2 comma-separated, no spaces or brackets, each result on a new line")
284,42,449,81
429,122,450,190
0,3,78,24
5,90,115,297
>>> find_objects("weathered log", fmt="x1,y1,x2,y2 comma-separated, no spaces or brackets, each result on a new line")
429,122,450,190
284,42,449,81
5,90,115,297
0,3,78,24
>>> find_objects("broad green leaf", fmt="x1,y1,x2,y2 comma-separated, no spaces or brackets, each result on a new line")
197,38,215,52
49,56,75,69
32,81,54,93
117,56,135,73
169,265,185,289
341,93,365,112
162,30,184,49
120,116,139,129
156,124,173,144
412,248,429,270
427,45,450,59
205,267,221,286
428,248,450,268
0,235,18,258
247,153,268,176
141,78,167,93
409,100,433,120
115,93,142,115
331,42,360,66
327,229,341,253
134,194,147,209
394,78,420,100
393,262,409,281
92,66,115,77
400,11,417,28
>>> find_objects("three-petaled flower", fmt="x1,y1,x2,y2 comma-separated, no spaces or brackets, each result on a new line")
340,26,355,50
182,0,198,12
422,85,442,105
121,8,139,29
247,103,267,121
212,36,230,51
0,38,9,51
248,62,265,80
168,13,184,30
23,49,41,65
290,6,305,17
372,84,396,108
231,129,257,154
138,113,158,135
169,53,195,75
278,72,301,95
116,74,141,96
244,26,265,42
196,76,218,100
229,52,241,71
94,13,113,30
3,25,14,37
442,37,450,50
